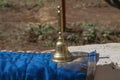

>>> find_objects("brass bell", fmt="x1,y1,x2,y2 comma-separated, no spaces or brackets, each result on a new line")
52,3,73,63
52,32,73,63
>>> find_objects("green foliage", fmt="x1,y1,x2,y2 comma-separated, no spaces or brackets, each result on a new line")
67,33,79,42
41,24,56,40
37,0,44,7
27,24,42,42
83,22,97,43
0,0,9,8
25,22,119,47
83,22,96,28
102,30,111,38
27,23,56,43
28,24,42,35
42,24,55,34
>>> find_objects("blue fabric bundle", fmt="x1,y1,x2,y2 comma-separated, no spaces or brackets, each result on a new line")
0,51,96,80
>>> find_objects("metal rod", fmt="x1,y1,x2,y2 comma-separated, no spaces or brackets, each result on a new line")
57,6,61,32
61,0,66,32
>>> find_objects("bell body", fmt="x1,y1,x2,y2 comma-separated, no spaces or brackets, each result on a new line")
52,32,73,63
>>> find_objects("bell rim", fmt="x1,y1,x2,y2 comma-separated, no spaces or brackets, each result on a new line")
52,58,73,63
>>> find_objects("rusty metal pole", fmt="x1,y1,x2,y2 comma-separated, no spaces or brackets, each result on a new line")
61,0,66,32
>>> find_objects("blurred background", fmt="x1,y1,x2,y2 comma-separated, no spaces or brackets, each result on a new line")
0,0,119,51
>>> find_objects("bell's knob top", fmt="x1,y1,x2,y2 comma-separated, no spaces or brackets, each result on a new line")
57,6,61,10
57,6,61,14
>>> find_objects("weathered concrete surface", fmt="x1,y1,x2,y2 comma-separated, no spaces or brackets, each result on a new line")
69,43,120,80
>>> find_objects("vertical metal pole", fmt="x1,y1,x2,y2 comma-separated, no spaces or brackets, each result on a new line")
61,0,66,32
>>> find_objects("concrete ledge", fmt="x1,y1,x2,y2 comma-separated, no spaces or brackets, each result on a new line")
69,43,120,80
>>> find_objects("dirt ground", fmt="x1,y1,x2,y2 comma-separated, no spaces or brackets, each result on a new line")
0,0,120,51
